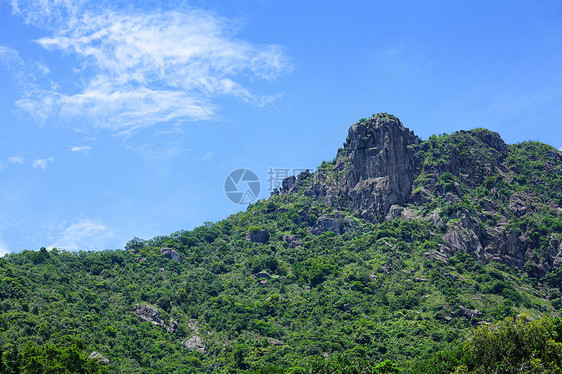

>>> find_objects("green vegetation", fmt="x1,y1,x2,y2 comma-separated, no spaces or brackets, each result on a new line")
415,315,562,373
1,116,561,372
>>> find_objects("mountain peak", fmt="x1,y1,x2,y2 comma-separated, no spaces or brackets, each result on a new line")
333,113,421,219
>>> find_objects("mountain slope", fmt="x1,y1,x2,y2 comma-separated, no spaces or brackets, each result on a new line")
1,113,561,373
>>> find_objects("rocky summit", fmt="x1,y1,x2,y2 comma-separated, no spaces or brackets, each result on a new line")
2,112,562,373
278,113,562,277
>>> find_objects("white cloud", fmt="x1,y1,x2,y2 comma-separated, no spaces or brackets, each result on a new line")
8,156,25,164
33,157,54,169
0,231,10,257
10,2,292,135
48,218,113,251
10,0,84,29
0,45,22,66
0,44,36,91
126,142,187,161
0,243,9,257
70,145,91,153
201,151,213,161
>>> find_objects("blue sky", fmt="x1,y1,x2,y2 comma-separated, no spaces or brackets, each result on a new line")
1,0,561,255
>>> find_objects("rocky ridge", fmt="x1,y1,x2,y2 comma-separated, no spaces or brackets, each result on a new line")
276,113,562,277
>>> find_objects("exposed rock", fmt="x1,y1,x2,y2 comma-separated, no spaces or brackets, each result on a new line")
268,338,284,346
484,228,528,270
480,198,497,212
338,303,352,311
281,176,297,193
310,213,354,235
508,193,531,217
385,204,404,220
159,248,182,263
278,170,312,195
333,115,420,219
456,305,483,321
247,229,270,243
272,114,561,279
411,187,433,205
400,207,418,220
311,214,343,235
551,237,562,268
188,319,199,332
88,351,110,365
167,318,178,334
414,277,428,283
417,129,508,192
444,273,458,281
442,214,484,259
445,192,461,205
280,115,420,221
424,250,449,264
184,335,206,353
426,209,443,227
259,279,268,285
255,271,271,280
133,304,164,326
282,234,302,248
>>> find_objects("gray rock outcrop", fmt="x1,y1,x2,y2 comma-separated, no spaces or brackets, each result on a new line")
278,114,421,222
282,234,302,248
133,304,165,326
184,335,206,353
160,248,182,263
247,229,270,243
88,351,110,365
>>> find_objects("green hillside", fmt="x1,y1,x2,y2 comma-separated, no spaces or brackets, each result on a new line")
1,114,561,373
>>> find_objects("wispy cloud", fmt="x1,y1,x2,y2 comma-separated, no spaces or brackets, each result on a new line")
70,145,91,154
0,243,9,257
33,157,54,169
201,151,213,161
0,45,22,67
0,45,34,91
0,231,10,257
48,218,113,251
126,142,187,161
10,1,292,136
8,156,25,164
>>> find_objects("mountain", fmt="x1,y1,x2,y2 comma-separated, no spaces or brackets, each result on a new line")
1,113,562,373
279,113,562,276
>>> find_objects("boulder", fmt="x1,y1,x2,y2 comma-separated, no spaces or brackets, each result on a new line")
282,234,302,248
167,318,178,334
133,304,164,326
456,305,483,322
268,338,284,346
159,248,182,263
88,351,110,365
188,319,199,332
255,271,271,280
247,229,270,243
184,335,206,354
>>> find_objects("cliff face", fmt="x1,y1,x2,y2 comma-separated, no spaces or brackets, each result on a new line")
279,114,420,221
333,114,420,220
